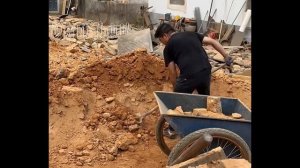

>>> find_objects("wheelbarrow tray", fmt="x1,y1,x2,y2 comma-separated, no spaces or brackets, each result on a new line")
154,91,251,148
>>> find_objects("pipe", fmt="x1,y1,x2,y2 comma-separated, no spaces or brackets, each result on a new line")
239,9,251,32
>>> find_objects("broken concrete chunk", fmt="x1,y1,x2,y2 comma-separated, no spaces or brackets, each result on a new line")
167,109,182,115
232,113,242,119
212,53,225,62
167,147,226,168
174,106,184,113
192,108,207,116
105,97,115,103
115,133,138,151
61,86,83,92
81,47,91,53
207,96,222,113
128,124,139,132
232,65,241,73
102,112,111,118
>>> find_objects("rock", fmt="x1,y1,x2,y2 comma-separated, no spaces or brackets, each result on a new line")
77,157,85,162
135,48,147,52
107,154,115,161
128,145,135,152
103,113,111,118
98,146,104,151
91,76,98,81
82,150,90,156
92,42,98,49
81,57,88,61
108,39,118,45
85,158,92,163
75,152,83,156
232,113,242,119
174,106,184,113
233,57,243,65
109,146,118,156
243,60,251,68
110,44,118,50
75,161,83,166
192,108,207,116
61,158,69,164
56,68,69,79
65,37,77,43
91,87,96,92
62,86,83,93
81,47,91,53
99,43,105,48
207,96,222,113
124,83,130,87
78,113,85,120
167,109,182,115
115,133,138,150
105,46,117,55
232,65,241,73
131,98,136,102
128,124,139,132
58,149,66,155
61,145,68,149
87,144,93,150
170,147,227,168
96,95,103,100
110,121,118,126
137,134,142,138
77,41,83,45
212,53,225,62
105,97,115,103
59,78,69,85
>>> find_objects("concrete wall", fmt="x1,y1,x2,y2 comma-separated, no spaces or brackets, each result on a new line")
149,0,251,42
149,0,251,27
79,0,148,25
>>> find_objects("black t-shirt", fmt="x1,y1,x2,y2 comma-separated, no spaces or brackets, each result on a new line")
163,32,211,77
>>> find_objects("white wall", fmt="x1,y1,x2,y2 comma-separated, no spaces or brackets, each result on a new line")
148,0,251,28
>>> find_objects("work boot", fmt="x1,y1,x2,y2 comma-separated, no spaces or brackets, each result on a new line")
163,128,177,139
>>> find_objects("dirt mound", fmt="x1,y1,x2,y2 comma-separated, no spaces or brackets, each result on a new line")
49,42,251,167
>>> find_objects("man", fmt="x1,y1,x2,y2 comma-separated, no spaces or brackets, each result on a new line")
155,23,233,138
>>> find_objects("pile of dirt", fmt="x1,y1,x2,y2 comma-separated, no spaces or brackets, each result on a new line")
49,42,251,167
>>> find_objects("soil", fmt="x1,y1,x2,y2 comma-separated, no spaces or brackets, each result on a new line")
49,41,251,168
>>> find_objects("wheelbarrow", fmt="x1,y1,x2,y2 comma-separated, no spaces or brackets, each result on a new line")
154,91,251,162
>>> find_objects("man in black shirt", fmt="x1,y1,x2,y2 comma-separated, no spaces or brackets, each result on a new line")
155,23,233,94
155,23,233,138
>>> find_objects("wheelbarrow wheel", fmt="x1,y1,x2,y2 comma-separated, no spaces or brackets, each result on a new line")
156,115,180,155
167,128,251,165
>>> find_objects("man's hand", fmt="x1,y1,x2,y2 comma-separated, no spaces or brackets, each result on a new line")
225,56,233,66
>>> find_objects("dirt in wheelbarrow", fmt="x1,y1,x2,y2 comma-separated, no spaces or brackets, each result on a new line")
49,42,251,168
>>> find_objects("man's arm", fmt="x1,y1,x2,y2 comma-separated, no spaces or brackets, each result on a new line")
202,37,229,58
167,61,177,89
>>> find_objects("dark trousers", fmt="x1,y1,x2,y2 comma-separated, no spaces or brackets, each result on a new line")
174,68,211,95
168,68,211,132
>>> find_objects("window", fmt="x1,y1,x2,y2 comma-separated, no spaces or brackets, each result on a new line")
168,0,186,11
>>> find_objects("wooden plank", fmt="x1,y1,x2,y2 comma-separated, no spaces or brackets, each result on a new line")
61,0,67,15
223,46,244,49
220,25,235,43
